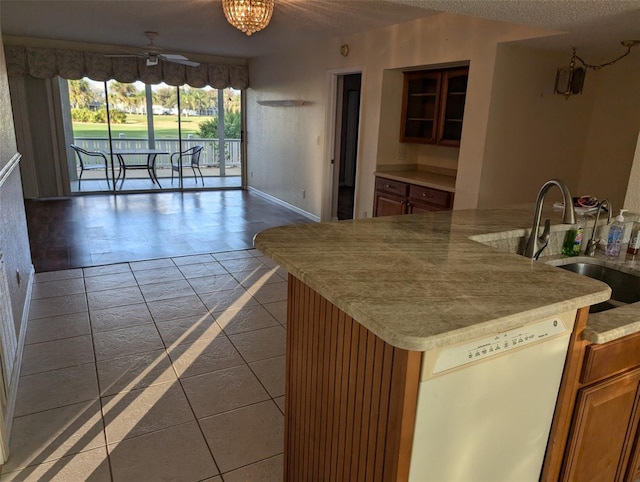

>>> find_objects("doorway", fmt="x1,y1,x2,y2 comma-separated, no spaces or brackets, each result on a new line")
332,73,362,220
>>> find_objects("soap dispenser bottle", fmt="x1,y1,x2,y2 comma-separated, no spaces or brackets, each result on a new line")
628,222,640,255
606,209,628,257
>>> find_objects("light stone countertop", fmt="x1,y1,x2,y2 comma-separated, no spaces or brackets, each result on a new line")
374,170,456,192
254,205,611,352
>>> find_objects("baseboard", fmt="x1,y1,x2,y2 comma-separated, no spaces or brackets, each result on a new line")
248,186,320,222
3,264,35,455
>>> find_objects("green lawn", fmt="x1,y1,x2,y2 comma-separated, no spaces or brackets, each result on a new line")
72,114,213,139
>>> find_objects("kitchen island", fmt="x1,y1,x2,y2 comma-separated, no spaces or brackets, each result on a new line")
254,205,612,481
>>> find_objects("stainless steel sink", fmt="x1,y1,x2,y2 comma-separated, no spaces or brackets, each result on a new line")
558,262,640,313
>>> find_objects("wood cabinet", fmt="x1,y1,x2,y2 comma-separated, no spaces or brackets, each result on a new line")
563,368,640,481
374,178,408,217
543,329,640,482
400,67,469,146
373,176,453,217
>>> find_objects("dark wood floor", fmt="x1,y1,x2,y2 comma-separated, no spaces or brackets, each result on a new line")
338,185,355,220
25,190,312,272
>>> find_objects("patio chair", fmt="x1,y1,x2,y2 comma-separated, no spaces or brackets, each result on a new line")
170,145,204,185
70,144,114,190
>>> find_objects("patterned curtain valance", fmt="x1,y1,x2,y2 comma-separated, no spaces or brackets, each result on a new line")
4,45,249,89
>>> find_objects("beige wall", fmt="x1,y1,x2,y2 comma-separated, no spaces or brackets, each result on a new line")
478,44,595,207
246,36,339,219
578,60,640,211
478,44,640,210
247,13,557,219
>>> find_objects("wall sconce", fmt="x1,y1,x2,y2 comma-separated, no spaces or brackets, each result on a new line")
555,40,639,99
554,49,585,98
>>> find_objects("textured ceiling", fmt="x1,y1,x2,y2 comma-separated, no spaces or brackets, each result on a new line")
393,0,640,58
1,0,640,60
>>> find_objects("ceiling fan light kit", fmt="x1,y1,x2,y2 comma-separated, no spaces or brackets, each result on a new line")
222,0,274,36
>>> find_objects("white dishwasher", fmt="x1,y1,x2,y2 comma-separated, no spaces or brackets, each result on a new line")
408,310,576,482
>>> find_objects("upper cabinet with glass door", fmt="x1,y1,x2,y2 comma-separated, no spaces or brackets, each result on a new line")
400,67,469,147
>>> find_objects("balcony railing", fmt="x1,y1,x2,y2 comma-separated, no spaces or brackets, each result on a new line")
73,137,241,169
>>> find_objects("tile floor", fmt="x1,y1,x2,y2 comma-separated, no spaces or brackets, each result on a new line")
1,249,288,481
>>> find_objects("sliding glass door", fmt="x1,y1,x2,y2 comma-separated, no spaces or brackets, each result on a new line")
67,78,112,193
63,77,243,194
178,86,242,190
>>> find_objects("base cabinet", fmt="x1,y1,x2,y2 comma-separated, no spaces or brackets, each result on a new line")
548,330,640,482
373,176,453,217
374,194,406,217
562,368,640,481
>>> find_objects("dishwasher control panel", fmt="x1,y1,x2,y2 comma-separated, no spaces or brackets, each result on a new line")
433,317,567,374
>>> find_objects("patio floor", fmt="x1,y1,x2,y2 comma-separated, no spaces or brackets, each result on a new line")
71,167,242,193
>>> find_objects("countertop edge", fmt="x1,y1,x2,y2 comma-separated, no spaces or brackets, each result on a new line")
583,301,640,344
255,236,611,352
375,170,456,193
346,294,609,352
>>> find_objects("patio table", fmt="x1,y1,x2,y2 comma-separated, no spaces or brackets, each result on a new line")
103,148,169,189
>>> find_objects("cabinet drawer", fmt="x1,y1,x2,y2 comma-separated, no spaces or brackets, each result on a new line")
581,331,640,385
409,185,452,209
375,178,409,197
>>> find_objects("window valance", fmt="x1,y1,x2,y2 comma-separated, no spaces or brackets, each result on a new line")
4,45,249,89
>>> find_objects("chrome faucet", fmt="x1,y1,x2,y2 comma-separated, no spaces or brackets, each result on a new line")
584,199,612,256
524,179,576,259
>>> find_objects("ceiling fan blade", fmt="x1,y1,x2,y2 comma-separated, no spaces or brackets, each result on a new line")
162,56,200,67
161,53,188,60
103,33,199,67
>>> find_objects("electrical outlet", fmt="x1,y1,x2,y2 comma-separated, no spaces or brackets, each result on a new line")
397,147,407,161
250,170,253,178
302,189,306,199
363,211,368,218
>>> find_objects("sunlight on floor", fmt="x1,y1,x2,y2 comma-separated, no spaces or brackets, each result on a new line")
4,249,287,481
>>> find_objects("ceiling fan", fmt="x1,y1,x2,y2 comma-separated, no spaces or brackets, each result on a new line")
105,31,200,67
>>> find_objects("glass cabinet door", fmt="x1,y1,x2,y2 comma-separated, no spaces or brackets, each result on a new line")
399,67,468,147
438,69,468,146
400,72,441,142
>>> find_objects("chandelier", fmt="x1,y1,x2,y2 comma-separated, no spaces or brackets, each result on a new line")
222,0,274,36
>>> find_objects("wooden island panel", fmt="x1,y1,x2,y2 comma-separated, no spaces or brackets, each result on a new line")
285,275,422,482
